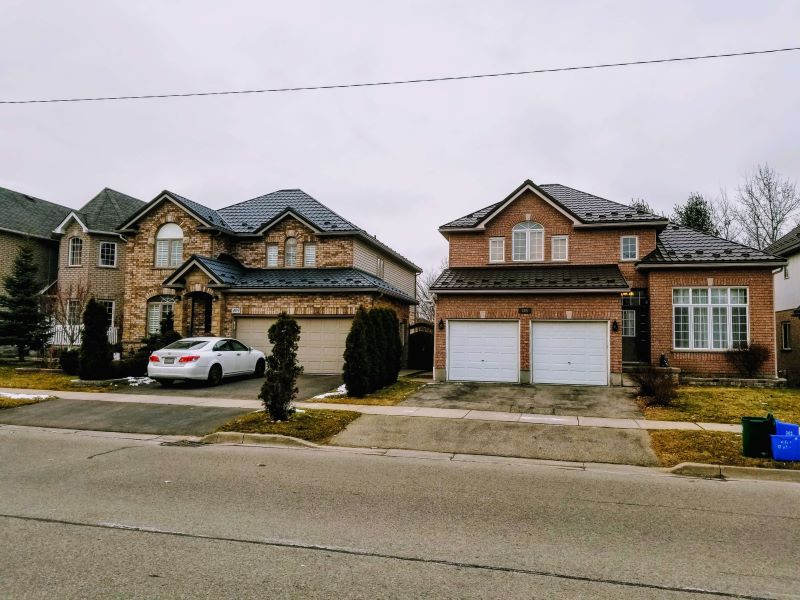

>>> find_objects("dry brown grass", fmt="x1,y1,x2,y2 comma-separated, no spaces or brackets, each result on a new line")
0,366,107,393
0,395,52,410
216,409,360,443
649,430,800,470
315,379,427,406
640,386,800,424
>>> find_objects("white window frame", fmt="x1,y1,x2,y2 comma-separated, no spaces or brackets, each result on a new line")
147,301,174,335
620,235,638,261
68,237,83,266
551,235,569,262
154,224,183,268
782,321,792,351
512,222,544,262
489,237,505,263
285,237,297,267
304,242,316,267
98,299,115,328
98,241,117,267
266,243,278,267
622,309,636,337
672,287,749,351
67,299,82,325
376,257,385,278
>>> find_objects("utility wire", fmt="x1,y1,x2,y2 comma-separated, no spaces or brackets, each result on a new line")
2,46,799,105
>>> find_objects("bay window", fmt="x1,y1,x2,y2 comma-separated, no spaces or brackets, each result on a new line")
673,287,748,350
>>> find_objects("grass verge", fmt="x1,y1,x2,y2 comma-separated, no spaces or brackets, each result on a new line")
649,430,800,470
0,366,109,393
216,409,360,444
315,379,427,406
640,386,800,425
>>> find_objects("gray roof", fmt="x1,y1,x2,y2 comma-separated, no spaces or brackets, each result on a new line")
430,265,629,292
440,180,665,229
166,191,233,231
0,186,71,239
169,254,415,303
764,223,800,257
76,188,145,232
640,224,785,266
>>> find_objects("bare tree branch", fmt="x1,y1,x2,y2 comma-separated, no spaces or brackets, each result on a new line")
711,187,741,242
734,163,800,249
41,282,92,347
415,257,448,322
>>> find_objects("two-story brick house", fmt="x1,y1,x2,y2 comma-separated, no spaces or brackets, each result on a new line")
118,189,419,373
51,188,145,343
431,180,785,385
765,225,800,384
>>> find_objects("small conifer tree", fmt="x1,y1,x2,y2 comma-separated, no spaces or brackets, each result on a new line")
79,298,113,380
369,307,389,389
259,312,303,420
343,306,371,397
0,244,50,360
383,309,402,384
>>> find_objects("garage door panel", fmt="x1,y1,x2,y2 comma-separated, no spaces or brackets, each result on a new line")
236,317,351,374
531,322,608,386
448,321,519,383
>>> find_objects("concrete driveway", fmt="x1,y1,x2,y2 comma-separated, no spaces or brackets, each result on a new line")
401,382,641,418
116,373,342,401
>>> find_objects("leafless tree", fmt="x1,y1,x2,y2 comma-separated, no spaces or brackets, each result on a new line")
416,257,448,322
711,187,741,242
734,164,800,249
42,282,92,347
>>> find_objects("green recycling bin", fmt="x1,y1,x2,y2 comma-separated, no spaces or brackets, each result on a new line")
741,414,776,458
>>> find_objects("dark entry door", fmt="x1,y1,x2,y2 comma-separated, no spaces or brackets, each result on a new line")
622,290,650,363
189,293,213,336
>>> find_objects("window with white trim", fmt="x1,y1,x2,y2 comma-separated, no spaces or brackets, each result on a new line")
672,287,748,350
622,310,636,337
155,223,183,267
266,243,278,267
489,238,505,262
782,321,792,351
376,258,385,278
551,236,568,261
68,237,83,266
67,299,82,326
99,241,117,267
304,243,316,267
285,237,297,267
512,222,544,261
620,236,638,261
147,300,175,335
98,300,115,328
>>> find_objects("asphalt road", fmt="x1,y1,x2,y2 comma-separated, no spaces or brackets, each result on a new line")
1,428,799,599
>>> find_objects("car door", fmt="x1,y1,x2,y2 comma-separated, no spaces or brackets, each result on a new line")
212,340,236,375
229,339,254,373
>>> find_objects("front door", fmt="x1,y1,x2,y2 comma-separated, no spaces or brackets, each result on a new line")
622,290,650,363
188,293,213,337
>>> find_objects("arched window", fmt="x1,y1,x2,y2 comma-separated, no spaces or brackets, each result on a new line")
146,294,177,335
155,223,183,267
285,237,297,267
68,237,83,266
512,222,544,261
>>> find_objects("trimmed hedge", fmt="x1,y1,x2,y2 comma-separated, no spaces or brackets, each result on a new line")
343,306,401,397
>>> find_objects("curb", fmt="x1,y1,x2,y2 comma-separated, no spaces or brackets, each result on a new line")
201,431,320,448
670,462,800,483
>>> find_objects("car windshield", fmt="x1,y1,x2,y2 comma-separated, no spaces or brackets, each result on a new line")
163,340,209,350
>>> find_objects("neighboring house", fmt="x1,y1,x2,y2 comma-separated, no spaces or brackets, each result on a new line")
430,179,785,386
765,226,800,384
0,187,71,293
50,188,145,345
118,189,419,373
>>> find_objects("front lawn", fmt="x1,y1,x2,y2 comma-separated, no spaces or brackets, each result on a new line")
640,386,800,425
216,409,360,444
649,430,800,470
0,366,106,393
315,379,427,406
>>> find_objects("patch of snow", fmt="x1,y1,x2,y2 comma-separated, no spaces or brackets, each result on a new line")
126,377,156,387
295,409,306,414
0,392,52,400
313,384,347,399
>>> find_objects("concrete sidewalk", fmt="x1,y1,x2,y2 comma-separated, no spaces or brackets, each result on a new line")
0,386,741,433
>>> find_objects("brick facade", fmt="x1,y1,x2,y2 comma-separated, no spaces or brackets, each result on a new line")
0,231,59,292
776,308,800,384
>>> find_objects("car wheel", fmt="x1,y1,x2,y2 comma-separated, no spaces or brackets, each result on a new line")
158,379,174,387
207,364,223,386
254,358,266,377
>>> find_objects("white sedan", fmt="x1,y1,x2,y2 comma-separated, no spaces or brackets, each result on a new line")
147,337,266,386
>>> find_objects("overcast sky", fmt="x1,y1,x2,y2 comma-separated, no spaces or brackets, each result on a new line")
2,1,799,272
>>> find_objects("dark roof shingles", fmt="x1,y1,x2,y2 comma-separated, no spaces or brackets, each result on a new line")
640,224,783,265
765,223,800,257
0,187,71,238
78,188,145,231
431,265,629,291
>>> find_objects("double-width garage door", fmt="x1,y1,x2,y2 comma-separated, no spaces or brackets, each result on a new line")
530,321,608,386
447,321,519,382
235,317,352,374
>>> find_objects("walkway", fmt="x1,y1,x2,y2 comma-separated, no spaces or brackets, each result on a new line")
0,387,741,433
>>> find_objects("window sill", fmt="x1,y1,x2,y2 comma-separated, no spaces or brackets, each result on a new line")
97,265,118,269
671,348,739,353
620,258,638,262
67,264,83,268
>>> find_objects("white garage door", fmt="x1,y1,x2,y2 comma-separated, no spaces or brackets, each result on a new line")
447,320,519,383
531,321,608,386
235,317,352,374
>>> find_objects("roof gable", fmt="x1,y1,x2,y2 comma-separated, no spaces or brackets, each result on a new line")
119,191,232,231
765,223,800,257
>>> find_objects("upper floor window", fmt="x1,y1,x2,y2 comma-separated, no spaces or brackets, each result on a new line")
155,223,183,268
99,241,117,267
376,258,385,278
489,238,505,263
304,243,316,267
512,222,544,262
551,236,569,261
620,236,638,261
285,237,297,267
784,265,790,280
266,243,278,267
68,237,82,266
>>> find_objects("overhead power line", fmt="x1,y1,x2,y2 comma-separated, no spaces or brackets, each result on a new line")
2,46,799,105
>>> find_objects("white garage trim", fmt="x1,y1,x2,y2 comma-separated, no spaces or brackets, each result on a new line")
446,319,520,383
530,320,609,386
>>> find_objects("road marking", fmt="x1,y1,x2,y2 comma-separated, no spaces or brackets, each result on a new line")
0,512,776,599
